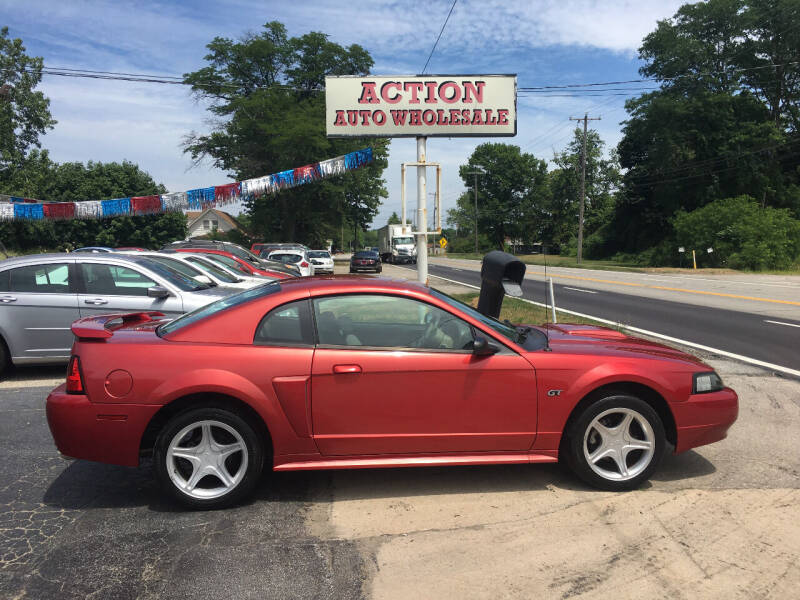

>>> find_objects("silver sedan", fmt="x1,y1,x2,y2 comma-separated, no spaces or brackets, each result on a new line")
0,253,238,373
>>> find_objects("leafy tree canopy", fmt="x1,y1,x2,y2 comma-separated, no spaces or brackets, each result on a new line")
448,143,549,250
546,128,620,253
0,155,185,251
183,22,388,246
606,0,800,259
387,212,401,225
0,26,56,179
674,195,800,269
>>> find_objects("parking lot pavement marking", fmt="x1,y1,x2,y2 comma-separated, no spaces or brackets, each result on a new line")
764,319,800,328
563,287,598,294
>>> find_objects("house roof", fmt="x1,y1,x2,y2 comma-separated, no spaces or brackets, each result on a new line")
186,208,241,231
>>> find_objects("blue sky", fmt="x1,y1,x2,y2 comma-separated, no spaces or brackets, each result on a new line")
1,0,685,227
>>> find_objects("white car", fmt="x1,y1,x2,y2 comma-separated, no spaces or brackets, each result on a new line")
267,250,315,276
307,250,334,274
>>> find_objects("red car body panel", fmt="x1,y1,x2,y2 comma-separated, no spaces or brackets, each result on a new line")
173,248,289,279
46,276,738,474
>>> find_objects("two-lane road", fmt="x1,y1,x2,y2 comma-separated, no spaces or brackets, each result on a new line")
397,262,800,374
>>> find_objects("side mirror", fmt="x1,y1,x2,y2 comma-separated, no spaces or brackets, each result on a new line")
472,336,499,356
147,285,171,299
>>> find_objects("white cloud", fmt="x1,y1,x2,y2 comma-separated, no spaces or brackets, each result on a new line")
5,0,683,227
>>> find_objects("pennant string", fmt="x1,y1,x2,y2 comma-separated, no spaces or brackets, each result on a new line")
0,147,374,220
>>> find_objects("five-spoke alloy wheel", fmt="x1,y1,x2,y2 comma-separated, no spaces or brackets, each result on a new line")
154,407,264,509
565,394,665,491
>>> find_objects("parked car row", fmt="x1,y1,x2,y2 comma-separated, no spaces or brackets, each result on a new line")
0,240,312,374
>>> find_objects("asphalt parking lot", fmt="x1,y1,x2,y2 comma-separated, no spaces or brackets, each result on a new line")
1,265,798,599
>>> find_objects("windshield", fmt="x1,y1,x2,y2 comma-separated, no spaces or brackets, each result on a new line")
201,253,250,275
269,253,302,263
159,283,281,336
183,255,239,283
145,256,215,286
308,251,330,259
393,237,414,245
136,259,211,292
220,244,260,263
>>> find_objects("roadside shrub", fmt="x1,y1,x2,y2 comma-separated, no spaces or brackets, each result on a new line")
673,196,800,270
448,234,494,254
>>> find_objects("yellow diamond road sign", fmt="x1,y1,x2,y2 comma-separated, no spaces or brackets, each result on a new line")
439,237,447,248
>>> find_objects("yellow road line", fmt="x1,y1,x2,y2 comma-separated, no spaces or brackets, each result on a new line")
535,272,800,306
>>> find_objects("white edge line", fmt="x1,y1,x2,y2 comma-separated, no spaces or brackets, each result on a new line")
764,320,800,329
563,287,598,294
426,271,800,379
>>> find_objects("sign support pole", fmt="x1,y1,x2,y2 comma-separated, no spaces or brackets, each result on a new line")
416,136,428,285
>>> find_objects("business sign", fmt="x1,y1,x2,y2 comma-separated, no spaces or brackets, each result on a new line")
325,75,517,138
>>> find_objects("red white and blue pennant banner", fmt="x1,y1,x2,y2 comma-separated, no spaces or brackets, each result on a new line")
0,148,373,221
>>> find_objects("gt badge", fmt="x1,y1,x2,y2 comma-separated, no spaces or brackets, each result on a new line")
547,390,563,397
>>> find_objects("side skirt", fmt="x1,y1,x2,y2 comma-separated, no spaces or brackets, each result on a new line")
274,451,558,471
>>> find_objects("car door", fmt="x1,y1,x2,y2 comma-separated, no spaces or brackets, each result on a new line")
77,261,184,318
0,260,79,362
310,293,538,456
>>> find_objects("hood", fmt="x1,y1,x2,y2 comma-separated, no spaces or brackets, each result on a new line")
529,323,708,366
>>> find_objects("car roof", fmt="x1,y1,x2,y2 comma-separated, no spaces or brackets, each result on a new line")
279,275,427,295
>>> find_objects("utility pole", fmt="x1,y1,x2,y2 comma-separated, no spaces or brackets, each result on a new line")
569,113,601,263
466,168,485,253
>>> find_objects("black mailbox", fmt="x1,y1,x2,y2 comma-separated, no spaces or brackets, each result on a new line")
477,251,526,318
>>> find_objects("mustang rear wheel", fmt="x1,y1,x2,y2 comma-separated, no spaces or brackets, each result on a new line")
565,394,665,491
154,407,264,509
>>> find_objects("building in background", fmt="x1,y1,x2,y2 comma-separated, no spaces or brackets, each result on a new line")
186,208,242,239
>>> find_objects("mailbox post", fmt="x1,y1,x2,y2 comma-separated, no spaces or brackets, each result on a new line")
477,251,526,318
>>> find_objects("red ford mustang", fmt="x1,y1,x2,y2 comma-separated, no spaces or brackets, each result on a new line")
46,275,738,509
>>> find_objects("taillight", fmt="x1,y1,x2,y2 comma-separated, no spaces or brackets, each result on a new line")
301,261,309,267
66,356,85,394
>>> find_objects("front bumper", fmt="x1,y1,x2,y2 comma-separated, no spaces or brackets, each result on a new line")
673,387,739,453
46,384,160,467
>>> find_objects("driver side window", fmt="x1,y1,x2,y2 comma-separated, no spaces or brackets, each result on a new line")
313,294,474,351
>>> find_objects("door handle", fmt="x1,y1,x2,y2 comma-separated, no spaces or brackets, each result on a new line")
0,296,17,303
333,364,362,374
84,298,108,305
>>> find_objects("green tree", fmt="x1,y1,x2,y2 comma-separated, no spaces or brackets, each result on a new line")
0,158,186,251
606,0,800,261
0,27,57,180
183,22,388,245
447,143,549,250
674,195,800,269
545,128,620,253
387,212,401,225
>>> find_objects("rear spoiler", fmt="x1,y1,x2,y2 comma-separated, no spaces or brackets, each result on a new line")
71,311,166,340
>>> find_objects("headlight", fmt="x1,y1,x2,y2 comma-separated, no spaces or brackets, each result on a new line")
693,372,724,394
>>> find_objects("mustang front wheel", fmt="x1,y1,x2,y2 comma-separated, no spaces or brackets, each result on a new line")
154,407,264,509
565,394,665,491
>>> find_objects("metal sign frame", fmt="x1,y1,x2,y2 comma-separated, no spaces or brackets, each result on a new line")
400,161,441,236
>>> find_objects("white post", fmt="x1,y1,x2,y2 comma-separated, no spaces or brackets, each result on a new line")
548,277,557,324
416,136,428,285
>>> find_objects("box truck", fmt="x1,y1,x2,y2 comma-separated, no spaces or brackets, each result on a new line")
377,224,417,264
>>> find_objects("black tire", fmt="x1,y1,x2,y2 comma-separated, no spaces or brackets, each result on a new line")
349,268,355,273
376,267,382,273
153,407,265,509
563,394,665,491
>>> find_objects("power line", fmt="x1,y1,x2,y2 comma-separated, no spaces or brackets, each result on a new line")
625,137,800,184
421,0,459,74
518,60,800,91
20,58,800,98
